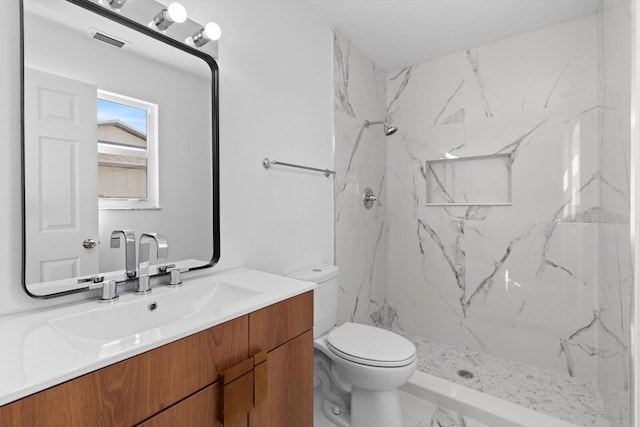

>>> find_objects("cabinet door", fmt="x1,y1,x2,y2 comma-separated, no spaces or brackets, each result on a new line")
137,383,247,427
249,291,313,354
249,330,313,427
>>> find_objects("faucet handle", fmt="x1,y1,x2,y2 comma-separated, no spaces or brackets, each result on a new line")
99,280,119,303
168,269,183,287
158,264,176,274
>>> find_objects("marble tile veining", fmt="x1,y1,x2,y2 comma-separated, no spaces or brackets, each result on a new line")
333,30,388,327
465,50,493,118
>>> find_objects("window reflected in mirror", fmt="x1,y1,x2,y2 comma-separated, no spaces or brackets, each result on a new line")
97,90,159,209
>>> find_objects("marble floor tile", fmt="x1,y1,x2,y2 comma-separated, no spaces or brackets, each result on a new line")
403,334,621,427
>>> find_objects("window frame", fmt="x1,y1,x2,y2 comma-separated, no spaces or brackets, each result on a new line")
97,89,160,210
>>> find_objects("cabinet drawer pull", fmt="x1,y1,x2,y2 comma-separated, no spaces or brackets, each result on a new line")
219,371,253,425
217,350,269,424
219,359,254,425
253,350,268,405
220,358,253,385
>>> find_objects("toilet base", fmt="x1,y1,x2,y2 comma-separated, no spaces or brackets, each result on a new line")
320,398,350,427
350,387,403,427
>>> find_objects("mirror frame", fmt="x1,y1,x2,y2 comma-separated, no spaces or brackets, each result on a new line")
20,0,221,298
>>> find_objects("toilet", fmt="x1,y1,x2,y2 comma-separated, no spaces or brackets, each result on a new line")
288,265,416,427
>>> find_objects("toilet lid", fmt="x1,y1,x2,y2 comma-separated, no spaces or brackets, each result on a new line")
326,323,416,367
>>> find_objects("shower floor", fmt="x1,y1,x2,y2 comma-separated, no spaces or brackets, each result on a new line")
402,334,625,427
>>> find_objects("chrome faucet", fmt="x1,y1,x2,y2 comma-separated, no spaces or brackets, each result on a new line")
110,229,137,279
135,233,169,295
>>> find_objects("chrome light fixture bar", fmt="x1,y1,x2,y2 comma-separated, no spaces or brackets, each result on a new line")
94,0,221,55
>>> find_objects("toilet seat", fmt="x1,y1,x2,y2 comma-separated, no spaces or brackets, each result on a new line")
326,323,416,368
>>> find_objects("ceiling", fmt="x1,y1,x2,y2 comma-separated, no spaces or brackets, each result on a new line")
303,0,600,70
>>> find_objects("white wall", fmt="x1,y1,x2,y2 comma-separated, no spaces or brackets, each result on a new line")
0,0,334,315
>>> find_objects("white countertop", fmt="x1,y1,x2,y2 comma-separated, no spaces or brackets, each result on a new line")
0,268,315,406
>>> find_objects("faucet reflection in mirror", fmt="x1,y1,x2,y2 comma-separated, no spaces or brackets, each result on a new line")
110,230,137,279
136,232,169,295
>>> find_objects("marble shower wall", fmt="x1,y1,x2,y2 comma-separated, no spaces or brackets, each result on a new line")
332,5,631,424
333,31,390,327
598,0,632,423
385,10,630,403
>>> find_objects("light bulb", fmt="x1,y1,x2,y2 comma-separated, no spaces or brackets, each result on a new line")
203,23,221,41
191,22,221,47
153,2,187,31
167,3,187,24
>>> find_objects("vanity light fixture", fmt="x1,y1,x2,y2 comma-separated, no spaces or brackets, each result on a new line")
152,2,187,31
107,0,127,10
188,22,222,47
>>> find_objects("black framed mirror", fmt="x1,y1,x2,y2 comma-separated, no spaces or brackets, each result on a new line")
21,0,220,298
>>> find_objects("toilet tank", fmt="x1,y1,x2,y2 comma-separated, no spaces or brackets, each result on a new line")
288,264,338,338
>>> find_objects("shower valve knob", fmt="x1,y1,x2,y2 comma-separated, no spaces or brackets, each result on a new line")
363,188,380,209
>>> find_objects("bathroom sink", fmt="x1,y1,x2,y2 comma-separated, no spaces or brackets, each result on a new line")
49,281,260,342
0,268,316,407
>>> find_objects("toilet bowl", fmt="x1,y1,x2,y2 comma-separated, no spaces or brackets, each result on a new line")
315,322,416,427
288,265,416,427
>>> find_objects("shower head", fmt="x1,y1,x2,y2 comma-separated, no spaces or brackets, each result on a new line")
364,120,398,136
384,124,398,136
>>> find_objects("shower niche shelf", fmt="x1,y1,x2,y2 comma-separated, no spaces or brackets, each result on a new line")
425,153,512,206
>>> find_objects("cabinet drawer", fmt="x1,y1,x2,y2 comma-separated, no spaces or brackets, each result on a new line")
249,291,313,354
137,383,247,427
0,316,249,427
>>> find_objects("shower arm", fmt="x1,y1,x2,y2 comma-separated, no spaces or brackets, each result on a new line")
364,120,384,127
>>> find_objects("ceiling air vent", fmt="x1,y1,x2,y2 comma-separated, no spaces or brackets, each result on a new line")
90,29,126,48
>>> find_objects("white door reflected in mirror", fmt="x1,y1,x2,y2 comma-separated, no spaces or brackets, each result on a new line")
24,67,100,284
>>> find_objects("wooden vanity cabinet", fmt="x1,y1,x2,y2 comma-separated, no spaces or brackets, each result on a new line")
0,291,314,427
249,291,314,427
137,383,246,427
